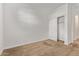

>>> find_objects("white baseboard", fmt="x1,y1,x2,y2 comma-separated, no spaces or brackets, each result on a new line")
4,37,48,50
49,38,70,45
48,38,57,41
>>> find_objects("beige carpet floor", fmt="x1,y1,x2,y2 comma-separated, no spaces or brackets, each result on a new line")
2,39,79,56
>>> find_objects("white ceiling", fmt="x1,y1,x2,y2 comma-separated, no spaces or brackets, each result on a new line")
28,3,65,12
26,3,65,16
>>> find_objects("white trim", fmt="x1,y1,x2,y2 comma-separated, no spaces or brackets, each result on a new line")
48,38,69,45
4,38,48,49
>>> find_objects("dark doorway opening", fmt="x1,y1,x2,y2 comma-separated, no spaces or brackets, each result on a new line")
57,16,64,42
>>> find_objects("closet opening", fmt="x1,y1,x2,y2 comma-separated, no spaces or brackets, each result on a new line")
57,16,64,43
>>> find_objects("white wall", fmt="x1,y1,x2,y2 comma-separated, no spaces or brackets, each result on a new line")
49,4,79,44
4,3,49,49
3,3,69,49
0,3,3,54
3,3,79,49
68,4,79,42
49,4,69,44
49,18,57,41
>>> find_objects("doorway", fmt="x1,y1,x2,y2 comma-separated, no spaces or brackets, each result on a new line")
57,16,64,42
